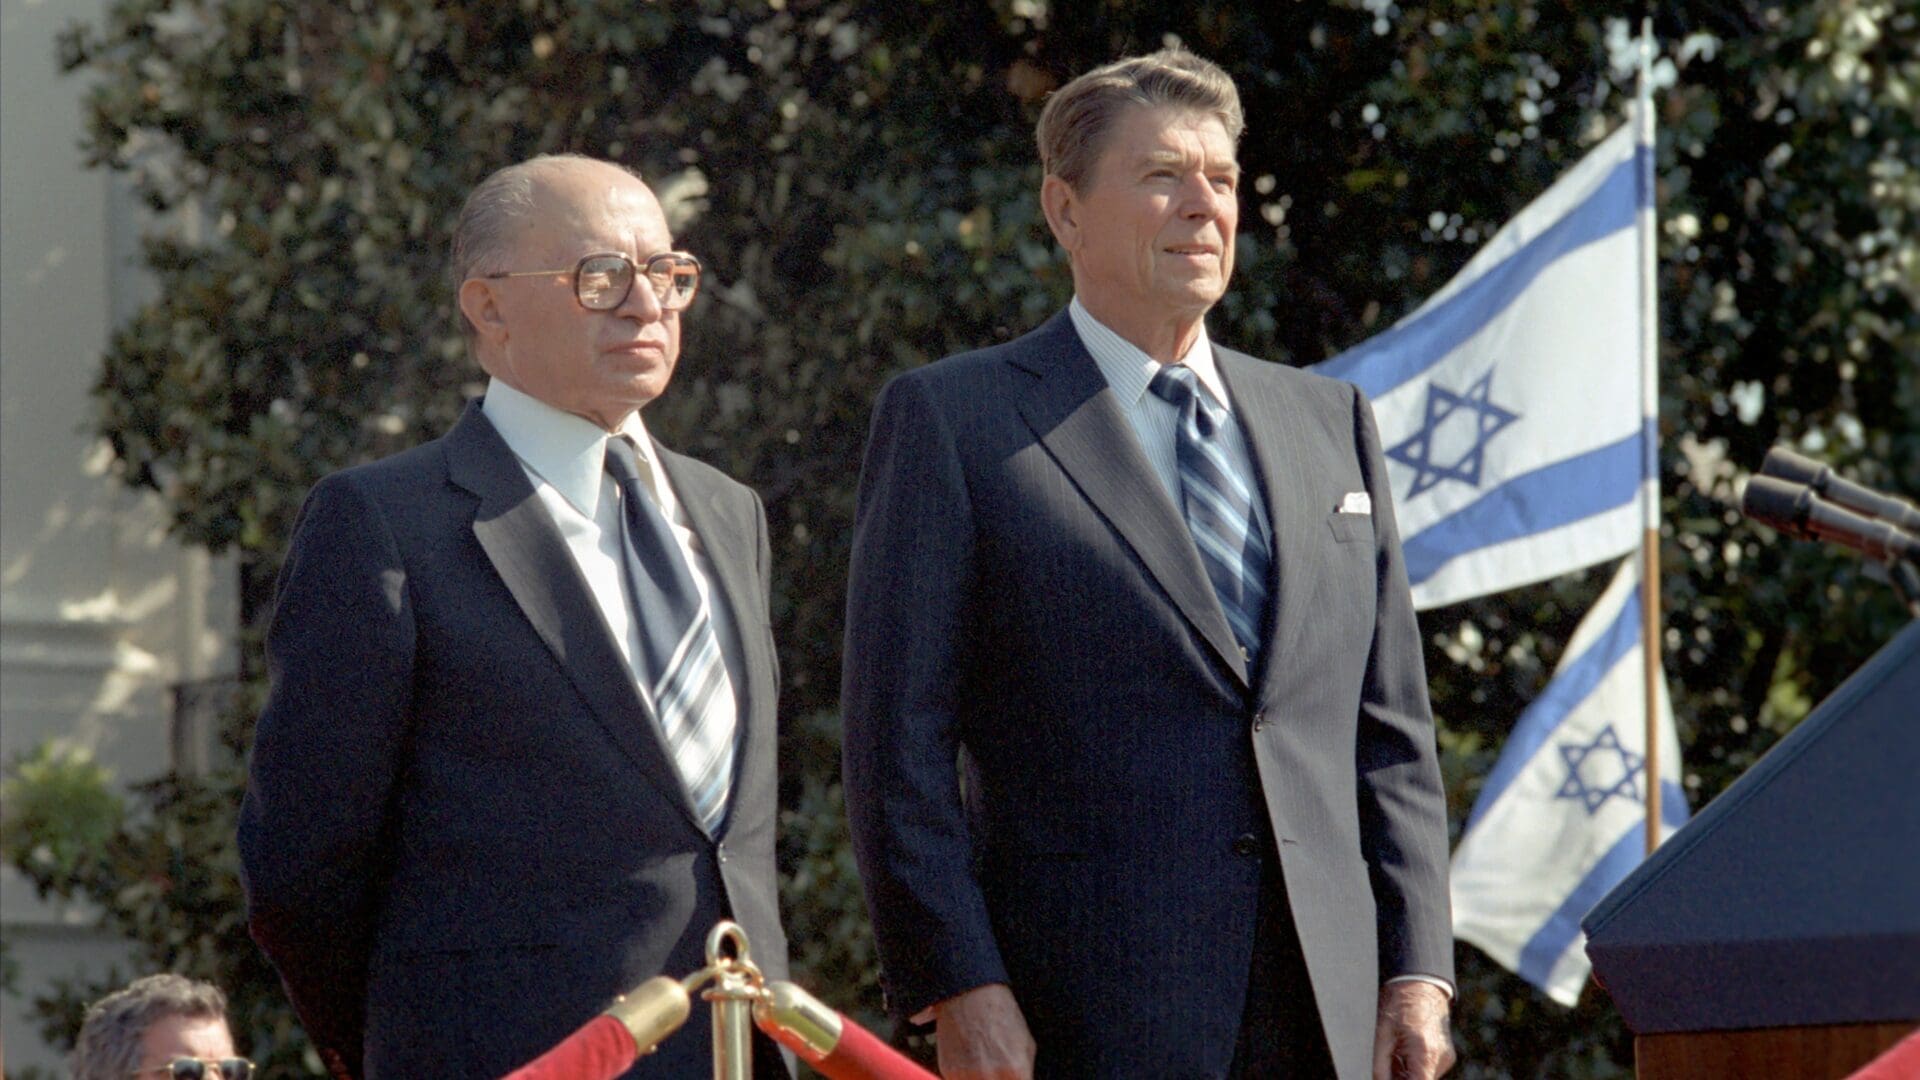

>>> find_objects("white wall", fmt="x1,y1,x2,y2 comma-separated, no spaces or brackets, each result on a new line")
1,0,239,1070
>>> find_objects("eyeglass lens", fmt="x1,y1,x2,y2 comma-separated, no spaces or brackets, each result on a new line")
575,255,633,310
165,1058,254,1080
574,254,699,311
644,253,701,310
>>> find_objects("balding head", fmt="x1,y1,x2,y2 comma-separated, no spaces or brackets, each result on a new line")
452,153,687,430
450,154,654,348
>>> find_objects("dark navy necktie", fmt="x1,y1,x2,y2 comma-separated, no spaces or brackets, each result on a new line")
604,435,734,833
1147,364,1273,666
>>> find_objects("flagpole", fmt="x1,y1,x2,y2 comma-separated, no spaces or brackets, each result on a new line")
1637,17,1664,858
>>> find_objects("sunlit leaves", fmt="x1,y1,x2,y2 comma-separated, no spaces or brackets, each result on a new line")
51,0,1920,1074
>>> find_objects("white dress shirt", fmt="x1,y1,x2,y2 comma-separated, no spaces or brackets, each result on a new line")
481,379,744,745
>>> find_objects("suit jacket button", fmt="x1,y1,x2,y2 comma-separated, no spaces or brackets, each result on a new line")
1252,710,1267,731
716,842,729,864
1233,833,1261,858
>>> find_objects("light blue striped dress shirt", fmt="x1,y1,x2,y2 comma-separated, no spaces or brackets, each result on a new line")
1067,296,1271,539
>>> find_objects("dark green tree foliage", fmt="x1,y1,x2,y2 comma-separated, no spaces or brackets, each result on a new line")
13,0,1914,1075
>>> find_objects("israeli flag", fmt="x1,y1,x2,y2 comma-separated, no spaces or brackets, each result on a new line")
1313,123,1653,610
1449,558,1687,1005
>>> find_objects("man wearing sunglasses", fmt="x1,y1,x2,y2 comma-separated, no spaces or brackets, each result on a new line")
239,154,790,1079
71,973,253,1080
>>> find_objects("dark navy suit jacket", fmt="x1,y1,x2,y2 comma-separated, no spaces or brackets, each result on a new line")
841,311,1452,1078
238,403,788,1079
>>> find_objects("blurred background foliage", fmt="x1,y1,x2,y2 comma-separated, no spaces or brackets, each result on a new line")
4,0,1915,1076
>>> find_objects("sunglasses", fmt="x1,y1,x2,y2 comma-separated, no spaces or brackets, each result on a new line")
479,251,702,312
131,1057,256,1080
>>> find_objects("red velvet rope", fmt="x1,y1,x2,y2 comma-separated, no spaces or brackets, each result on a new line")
1846,1028,1920,1080
497,1015,639,1080
758,1011,937,1080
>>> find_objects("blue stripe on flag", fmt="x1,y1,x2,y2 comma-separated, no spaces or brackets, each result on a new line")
1317,151,1648,400
1513,783,1689,990
1463,585,1642,832
1404,423,1649,590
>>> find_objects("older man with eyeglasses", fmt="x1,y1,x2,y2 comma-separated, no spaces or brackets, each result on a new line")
239,154,791,1080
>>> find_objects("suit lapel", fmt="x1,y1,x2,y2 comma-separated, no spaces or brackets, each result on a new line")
1012,312,1250,687
1216,350,1331,710
442,402,702,828
655,447,775,839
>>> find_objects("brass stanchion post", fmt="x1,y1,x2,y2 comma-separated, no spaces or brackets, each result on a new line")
692,920,762,1080
503,919,938,1080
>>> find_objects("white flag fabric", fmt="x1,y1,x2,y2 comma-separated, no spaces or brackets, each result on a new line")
1449,558,1686,1005
1312,123,1653,609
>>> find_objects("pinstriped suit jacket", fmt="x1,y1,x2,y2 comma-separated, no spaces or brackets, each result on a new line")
842,309,1452,1078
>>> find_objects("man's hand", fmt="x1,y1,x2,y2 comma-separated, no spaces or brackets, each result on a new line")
1372,981,1456,1080
919,983,1036,1080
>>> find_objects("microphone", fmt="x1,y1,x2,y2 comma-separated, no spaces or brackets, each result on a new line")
1759,447,1920,536
1742,476,1920,564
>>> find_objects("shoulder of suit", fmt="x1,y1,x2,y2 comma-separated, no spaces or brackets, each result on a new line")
651,443,764,524
307,433,452,504
884,317,1066,403
888,343,1016,394
1215,343,1366,407
285,440,452,551
655,441,751,491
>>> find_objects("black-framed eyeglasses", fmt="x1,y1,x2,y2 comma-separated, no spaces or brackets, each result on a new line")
480,251,702,311
130,1057,256,1080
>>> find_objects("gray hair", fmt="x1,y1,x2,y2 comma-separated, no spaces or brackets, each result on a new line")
448,153,642,348
70,974,230,1080
1036,45,1245,192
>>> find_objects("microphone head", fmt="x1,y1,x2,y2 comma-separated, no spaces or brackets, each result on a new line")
1759,446,1828,487
1741,475,1814,537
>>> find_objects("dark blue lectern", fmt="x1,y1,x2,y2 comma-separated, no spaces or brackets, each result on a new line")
1583,620,1920,1078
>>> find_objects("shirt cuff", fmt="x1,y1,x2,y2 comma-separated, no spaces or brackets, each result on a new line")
1385,973,1455,1000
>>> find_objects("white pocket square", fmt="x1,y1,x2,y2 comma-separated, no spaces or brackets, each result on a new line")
1338,491,1372,515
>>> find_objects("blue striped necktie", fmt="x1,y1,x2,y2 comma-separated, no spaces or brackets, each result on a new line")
604,436,735,834
1147,364,1273,666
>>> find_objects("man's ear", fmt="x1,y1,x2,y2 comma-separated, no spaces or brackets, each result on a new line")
457,278,509,348
1040,174,1081,254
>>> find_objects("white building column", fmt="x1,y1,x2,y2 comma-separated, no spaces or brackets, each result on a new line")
1,0,240,1070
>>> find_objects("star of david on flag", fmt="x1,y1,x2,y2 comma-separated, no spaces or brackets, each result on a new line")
1449,558,1688,1006
1312,121,1655,610
1555,725,1644,813
1387,369,1520,498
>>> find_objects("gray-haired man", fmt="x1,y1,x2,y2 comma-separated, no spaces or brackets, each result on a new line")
71,973,251,1080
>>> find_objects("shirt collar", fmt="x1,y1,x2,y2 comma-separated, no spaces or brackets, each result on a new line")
1068,296,1231,410
481,378,657,517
